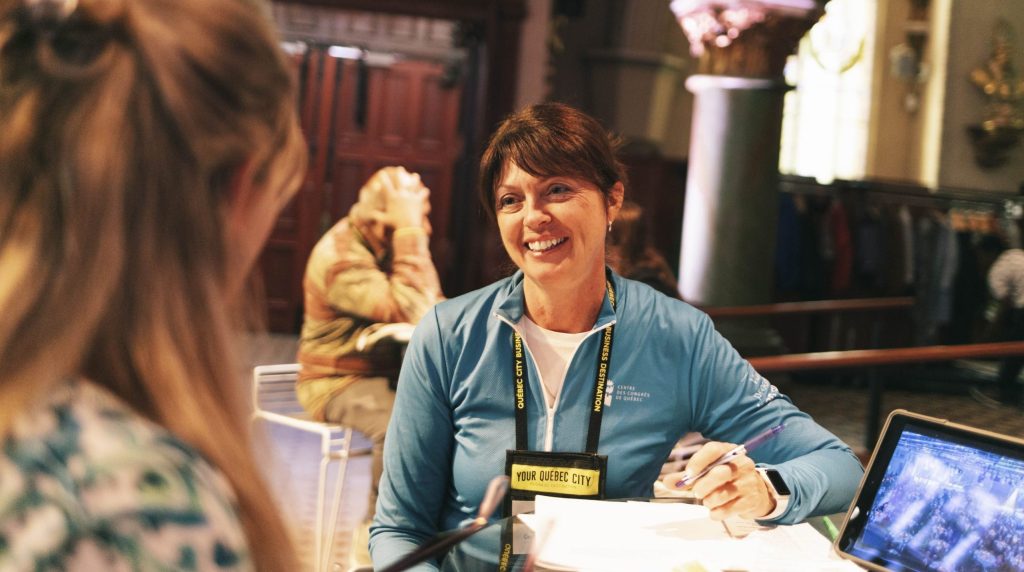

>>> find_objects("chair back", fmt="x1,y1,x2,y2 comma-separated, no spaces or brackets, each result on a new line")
251,362,372,571
252,363,307,418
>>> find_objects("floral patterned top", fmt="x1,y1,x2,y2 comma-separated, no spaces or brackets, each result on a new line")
0,379,251,571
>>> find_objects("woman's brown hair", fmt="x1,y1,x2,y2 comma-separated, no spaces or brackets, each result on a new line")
478,102,628,218
0,0,306,569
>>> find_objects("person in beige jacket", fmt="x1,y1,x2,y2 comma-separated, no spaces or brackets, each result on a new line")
298,166,444,563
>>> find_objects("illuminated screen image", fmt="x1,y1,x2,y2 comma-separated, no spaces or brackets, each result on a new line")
847,430,1024,571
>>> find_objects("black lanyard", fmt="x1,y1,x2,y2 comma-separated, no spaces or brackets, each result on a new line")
510,280,617,453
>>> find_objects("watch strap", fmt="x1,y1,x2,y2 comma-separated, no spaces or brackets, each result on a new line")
757,468,790,520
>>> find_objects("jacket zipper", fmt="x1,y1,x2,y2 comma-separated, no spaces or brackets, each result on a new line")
495,314,617,451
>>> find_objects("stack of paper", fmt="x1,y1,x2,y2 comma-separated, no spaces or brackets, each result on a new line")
518,496,861,572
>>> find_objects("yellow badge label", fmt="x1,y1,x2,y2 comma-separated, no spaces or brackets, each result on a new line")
510,463,601,496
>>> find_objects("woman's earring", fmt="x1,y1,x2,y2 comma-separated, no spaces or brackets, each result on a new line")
607,220,613,232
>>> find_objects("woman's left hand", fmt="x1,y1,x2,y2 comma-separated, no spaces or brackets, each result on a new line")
660,441,775,521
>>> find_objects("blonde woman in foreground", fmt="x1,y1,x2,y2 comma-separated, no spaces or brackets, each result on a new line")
0,0,306,569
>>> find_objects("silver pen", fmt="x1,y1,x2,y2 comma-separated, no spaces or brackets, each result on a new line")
675,424,786,488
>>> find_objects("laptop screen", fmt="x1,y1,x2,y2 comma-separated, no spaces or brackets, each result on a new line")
836,410,1024,572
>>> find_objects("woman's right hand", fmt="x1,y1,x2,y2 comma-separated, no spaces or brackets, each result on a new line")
660,441,774,521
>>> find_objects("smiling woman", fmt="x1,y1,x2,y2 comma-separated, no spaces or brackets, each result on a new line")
370,103,863,572
482,104,626,333
494,164,623,333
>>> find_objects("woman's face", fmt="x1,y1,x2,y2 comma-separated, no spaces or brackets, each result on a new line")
495,161,622,291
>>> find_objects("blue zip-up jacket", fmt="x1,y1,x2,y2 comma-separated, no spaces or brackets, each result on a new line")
370,270,863,569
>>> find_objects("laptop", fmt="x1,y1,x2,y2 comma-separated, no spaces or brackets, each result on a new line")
834,409,1024,572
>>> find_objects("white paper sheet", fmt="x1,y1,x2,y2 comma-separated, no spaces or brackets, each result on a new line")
518,496,862,572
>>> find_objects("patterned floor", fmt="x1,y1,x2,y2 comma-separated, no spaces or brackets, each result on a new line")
243,334,1024,571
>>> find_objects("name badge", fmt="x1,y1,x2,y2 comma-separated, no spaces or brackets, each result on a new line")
504,449,607,516
510,463,601,495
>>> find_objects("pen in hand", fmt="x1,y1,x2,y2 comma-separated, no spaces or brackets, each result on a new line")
675,424,785,488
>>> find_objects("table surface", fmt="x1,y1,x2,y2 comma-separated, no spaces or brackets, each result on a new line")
435,499,850,571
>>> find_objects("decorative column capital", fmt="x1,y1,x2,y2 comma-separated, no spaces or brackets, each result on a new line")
669,0,827,78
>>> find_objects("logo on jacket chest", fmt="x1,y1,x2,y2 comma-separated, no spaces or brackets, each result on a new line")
604,381,650,406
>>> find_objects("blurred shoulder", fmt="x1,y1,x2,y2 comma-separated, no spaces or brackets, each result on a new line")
0,379,250,570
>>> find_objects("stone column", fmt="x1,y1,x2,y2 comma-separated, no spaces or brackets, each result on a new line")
680,75,787,307
670,0,825,352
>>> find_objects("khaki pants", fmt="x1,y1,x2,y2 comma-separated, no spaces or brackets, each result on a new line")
323,377,395,521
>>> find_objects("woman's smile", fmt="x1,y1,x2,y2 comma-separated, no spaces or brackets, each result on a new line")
525,236,568,254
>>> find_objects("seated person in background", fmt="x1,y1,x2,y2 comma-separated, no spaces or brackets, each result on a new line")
607,199,680,299
371,103,863,570
982,243,1024,407
298,166,444,562
0,0,306,569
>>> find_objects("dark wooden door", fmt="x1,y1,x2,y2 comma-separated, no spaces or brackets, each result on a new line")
258,49,463,332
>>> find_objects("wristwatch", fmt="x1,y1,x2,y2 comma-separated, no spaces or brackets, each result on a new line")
757,467,791,519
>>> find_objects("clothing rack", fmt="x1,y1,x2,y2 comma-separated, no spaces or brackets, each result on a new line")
779,175,1024,219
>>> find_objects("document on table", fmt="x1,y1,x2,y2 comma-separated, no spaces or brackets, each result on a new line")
517,496,861,572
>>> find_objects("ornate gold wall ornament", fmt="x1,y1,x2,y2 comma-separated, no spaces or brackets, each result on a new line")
967,19,1024,169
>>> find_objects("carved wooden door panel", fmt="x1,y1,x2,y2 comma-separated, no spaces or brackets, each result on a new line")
328,58,463,267
258,50,462,332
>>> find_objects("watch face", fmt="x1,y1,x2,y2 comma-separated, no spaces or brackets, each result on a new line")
764,469,791,496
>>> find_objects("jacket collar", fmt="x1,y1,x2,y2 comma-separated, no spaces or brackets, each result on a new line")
494,268,619,331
